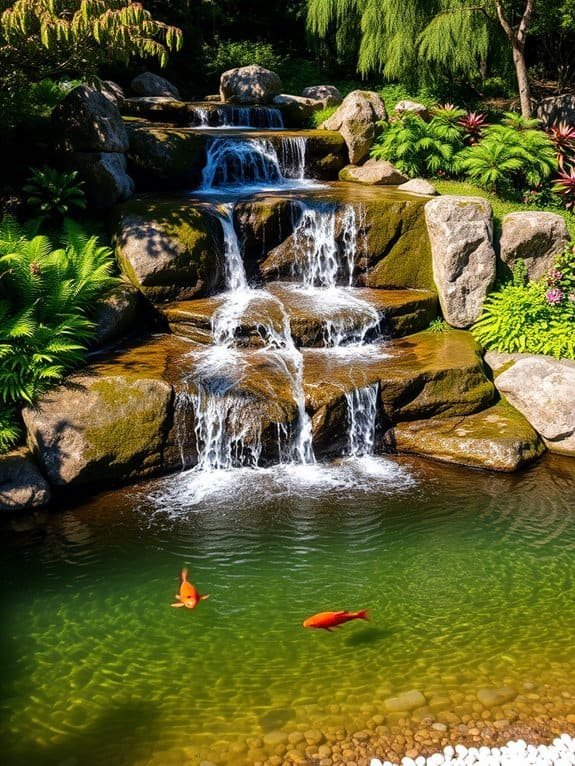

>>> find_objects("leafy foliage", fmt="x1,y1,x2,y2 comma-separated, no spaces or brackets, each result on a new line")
0,406,21,453
554,168,575,212
203,38,283,79
428,318,449,333
472,253,575,360
23,166,86,222
0,217,117,451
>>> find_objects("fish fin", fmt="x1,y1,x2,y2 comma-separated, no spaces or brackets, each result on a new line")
356,609,370,621
175,594,181,600
201,594,210,601
180,568,188,584
171,602,185,608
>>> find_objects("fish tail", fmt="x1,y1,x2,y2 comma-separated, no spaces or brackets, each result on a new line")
356,609,370,621
180,567,188,583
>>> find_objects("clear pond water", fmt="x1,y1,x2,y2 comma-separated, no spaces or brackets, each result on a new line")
2,454,575,766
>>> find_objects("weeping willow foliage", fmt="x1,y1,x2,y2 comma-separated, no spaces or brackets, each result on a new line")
0,1,183,80
307,0,504,84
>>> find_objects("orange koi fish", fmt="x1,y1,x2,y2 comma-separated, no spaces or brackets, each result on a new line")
171,568,209,609
302,609,370,631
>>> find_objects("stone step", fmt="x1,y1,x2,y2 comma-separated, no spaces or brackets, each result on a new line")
122,98,295,128
162,285,438,347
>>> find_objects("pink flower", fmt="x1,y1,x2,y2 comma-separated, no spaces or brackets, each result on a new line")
546,288,564,304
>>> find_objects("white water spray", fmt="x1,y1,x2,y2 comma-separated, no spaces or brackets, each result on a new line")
345,383,378,457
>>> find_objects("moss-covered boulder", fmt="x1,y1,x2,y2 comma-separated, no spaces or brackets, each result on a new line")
22,336,196,487
127,126,206,188
91,282,145,348
320,90,387,164
391,400,545,471
114,197,224,303
233,197,295,277
0,448,51,511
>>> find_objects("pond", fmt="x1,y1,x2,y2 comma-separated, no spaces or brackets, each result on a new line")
2,454,575,766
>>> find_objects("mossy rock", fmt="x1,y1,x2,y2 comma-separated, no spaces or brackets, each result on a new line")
114,196,224,303
127,126,206,189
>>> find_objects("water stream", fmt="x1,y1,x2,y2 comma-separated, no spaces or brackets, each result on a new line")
190,105,284,129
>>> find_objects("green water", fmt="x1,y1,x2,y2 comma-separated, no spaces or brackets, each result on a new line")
2,454,575,766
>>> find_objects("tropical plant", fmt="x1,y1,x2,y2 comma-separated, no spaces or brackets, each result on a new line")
23,166,86,222
553,168,575,211
459,111,488,145
0,406,21,452
0,217,117,449
548,122,575,171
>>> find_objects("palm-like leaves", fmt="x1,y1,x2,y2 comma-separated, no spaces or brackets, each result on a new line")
23,166,86,221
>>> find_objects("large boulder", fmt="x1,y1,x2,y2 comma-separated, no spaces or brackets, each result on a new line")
500,212,570,281
425,196,496,328
127,126,206,189
68,152,134,208
394,100,431,121
99,80,125,107
537,94,575,128
114,198,224,302
91,282,144,348
130,72,180,99
52,85,129,153
301,85,342,107
0,448,51,511
220,65,282,104
272,94,322,126
494,355,575,455
320,90,387,164
339,158,407,185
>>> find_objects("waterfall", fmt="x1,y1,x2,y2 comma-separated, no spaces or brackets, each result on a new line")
200,137,306,190
345,383,378,457
190,106,284,129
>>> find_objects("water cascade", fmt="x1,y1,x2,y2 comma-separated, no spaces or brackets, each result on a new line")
190,106,284,129
345,383,379,457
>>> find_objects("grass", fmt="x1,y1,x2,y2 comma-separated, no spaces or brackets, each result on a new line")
433,179,575,240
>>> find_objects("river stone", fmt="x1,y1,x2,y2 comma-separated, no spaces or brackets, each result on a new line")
398,179,437,196
495,356,575,455
91,282,143,347
394,100,431,120
537,93,575,128
131,72,180,99
99,80,125,106
220,65,282,104
302,85,342,107
0,449,51,512
339,159,408,185
114,198,223,302
425,196,496,328
273,94,322,125
320,90,387,164
52,85,129,153
500,212,570,281
127,126,206,189
392,400,545,471
68,152,134,209
477,688,517,708
384,690,426,713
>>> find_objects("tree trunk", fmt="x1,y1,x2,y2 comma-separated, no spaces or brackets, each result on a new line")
495,0,534,118
512,43,532,118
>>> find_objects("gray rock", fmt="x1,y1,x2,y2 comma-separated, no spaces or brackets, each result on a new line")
425,196,496,328
383,689,426,713
91,282,143,347
68,152,134,209
495,356,575,455
500,212,570,281
130,72,180,99
0,449,51,512
272,93,322,124
537,93,575,128
99,80,125,107
301,85,342,107
398,178,438,196
52,85,129,153
477,687,517,708
339,158,407,185
320,90,388,164
219,65,282,104
394,100,431,121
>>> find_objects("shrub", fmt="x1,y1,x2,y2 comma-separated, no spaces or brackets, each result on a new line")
23,166,86,223
204,39,283,79
553,168,575,212
311,105,337,127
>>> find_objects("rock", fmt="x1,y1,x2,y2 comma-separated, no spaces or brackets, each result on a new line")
91,282,144,347
0,448,51,511
127,126,205,189
494,356,575,455
302,85,342,107
500,212,570,281
320,90,387,164
537,93,575,128
52,85,129,153
477,688,517,708
121,96,189,124
394,100,431,120
424,196,496,328
114,198,223,302
68,152,134,209
392,400,545,471
384,690,426,713
130,72,180,99
220,65,282,104
99,80,125,106
272,94,322,125
398,179,437,196
339,158,408,185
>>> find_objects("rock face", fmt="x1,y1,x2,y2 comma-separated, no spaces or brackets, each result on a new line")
424,196,496,328
91,282,144,347
114,198,223,302
100,80,125,106
398,179,437,196
339,159,407,185
220,65,282,104
68,152,134,208
394,100,430,120
0,449,51,512
272,94,322,125
500,212,570,281
537,94,575,128
52,85,129,153
392,400,545,472
495,356,575,455
320,90,387,164
301,85,342,107
131,72,180,99
127,126,205,189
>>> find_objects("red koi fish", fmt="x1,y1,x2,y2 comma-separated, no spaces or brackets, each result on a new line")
171,568,209,609
302,609,370,631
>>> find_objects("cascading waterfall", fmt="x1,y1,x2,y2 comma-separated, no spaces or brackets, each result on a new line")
345,383,379,457
190,106,284,129
200,136,306,190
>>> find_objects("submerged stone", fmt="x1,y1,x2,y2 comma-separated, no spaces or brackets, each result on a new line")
0,448,51,512
477,687,517,708
383,690,426,713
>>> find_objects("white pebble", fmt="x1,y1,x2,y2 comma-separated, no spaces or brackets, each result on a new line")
402,758,416,766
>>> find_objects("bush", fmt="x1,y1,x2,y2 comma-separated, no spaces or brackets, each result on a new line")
23,166,86,224
204,39,283,79
311,105,337,127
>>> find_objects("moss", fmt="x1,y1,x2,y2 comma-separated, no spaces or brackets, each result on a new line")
127,127,206,188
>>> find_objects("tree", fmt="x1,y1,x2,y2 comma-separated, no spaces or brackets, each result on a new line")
494,1,533,118
0,0,183,82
